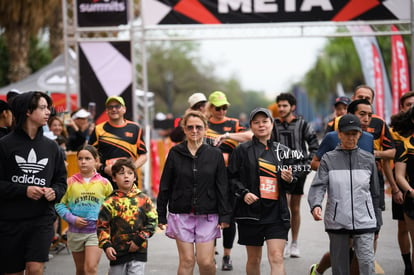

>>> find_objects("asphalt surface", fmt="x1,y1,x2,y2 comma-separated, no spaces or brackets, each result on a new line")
45,171,404,274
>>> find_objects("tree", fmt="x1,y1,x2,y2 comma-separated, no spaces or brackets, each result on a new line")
145,40,271,116
303,37,362,107
0,0,58,82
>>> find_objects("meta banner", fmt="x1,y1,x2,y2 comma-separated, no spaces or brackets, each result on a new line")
77,0,128,27
143,0,410,25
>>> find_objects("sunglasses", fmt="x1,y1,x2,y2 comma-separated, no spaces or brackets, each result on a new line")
215,105,228,111
185,125,204,131
106,104,122,110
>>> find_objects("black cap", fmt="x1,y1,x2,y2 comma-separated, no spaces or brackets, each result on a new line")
249,107,273,124
338,114,362,133
334,96,351,106
0,100,11,113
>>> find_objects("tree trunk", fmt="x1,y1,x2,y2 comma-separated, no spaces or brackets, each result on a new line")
49,1,63,58
5,27,31,83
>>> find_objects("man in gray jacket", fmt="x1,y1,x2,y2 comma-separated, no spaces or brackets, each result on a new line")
308,114,382,275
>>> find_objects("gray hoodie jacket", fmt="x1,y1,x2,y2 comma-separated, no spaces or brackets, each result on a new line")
308,146,382,234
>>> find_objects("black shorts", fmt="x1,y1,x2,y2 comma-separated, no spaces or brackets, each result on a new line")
392,197,405,220
403,195,414,220
237,222,288,246
0,217,54,273
287,174,307,195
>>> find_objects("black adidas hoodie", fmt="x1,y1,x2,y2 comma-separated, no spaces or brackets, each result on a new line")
0,92,67,221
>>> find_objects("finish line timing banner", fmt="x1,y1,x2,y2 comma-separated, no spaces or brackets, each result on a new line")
143,0,409,25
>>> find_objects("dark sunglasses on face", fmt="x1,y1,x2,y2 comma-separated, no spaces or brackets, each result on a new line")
215,105,228,111
185,125,204,131
106,104,122,110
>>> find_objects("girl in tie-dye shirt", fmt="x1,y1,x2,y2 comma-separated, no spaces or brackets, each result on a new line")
56,145,113,275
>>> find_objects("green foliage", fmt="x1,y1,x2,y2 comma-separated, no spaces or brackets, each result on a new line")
28,35,52,72
0,35,9,87
302,26,412,115
144,40,270,116
0,33,52,86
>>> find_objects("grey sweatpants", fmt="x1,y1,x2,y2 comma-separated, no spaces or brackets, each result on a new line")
328,232,375,275
108,260,146,275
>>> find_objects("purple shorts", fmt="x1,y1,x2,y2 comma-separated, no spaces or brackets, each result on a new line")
166,213,221,243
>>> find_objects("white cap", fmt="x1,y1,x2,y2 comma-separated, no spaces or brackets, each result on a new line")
71,109,90,119
188,93,207,107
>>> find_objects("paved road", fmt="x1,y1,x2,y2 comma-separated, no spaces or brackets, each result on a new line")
45,172,403,274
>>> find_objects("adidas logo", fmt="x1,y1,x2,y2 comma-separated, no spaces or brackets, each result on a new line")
12,149,48,186
15,149,48,174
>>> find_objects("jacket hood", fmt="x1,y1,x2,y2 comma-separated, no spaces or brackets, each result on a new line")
71,172,103,183
112,184,141,197
11,91,52,129
12,92,35,129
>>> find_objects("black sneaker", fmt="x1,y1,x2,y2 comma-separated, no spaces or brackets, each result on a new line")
222,255,233,271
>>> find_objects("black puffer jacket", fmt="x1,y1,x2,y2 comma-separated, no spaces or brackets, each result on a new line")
228,137,296,227
157,141,231,225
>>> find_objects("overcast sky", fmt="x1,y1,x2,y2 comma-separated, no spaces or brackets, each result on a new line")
200,37,327,99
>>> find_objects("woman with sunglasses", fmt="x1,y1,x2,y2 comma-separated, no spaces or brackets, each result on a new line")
205,90,246,270
157,110,232,275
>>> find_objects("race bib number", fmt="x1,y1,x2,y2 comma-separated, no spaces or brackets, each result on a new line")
259,176,279,200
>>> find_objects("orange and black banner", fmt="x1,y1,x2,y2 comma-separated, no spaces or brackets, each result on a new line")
143,0,409,25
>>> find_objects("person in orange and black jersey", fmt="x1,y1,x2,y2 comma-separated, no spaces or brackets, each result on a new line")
389,91,414,275
392,104,414,275
273,93,319,259
204,91,246,271
89,96,147,189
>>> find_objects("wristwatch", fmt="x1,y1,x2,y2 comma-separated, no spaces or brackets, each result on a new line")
225,132,230,139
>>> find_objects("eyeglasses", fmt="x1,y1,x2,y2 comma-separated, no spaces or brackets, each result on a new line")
106,104,122,110
185,125,204,131
215,105,228,111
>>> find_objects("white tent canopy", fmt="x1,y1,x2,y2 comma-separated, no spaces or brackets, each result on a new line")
0,53,76,96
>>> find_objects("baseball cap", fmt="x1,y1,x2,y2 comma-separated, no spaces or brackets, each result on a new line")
249,107,273,124
71,109,91,119
105,96,125,106
208,91,230,107
334,96,351,106
188,93,207,107
0,100,11,112
338,114,362,133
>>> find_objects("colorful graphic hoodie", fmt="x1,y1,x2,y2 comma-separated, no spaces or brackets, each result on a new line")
97,185,158,265
55,172,113,233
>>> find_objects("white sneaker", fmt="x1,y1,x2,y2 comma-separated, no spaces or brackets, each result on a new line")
283,242,290,258
290,242,300,258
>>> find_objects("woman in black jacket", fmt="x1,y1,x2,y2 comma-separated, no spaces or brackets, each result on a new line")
228,107,296,275
157,110,231,275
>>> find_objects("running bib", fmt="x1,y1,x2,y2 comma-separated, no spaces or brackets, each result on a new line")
259,176,279,200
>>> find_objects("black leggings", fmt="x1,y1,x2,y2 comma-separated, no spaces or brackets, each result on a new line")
222,221,236,249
